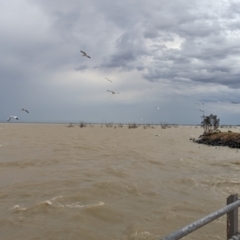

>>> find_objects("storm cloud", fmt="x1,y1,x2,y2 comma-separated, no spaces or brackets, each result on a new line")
1,0,240,124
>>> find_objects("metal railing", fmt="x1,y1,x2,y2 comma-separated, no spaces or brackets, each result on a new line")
161,194,240,240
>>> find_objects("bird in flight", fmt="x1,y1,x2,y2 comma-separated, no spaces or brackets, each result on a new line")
107,90,120,94
80,51,90,58
195,102,204,105
231,101,240,104
105,77,113,83
198,109,204,113
7,116,19,121
20,108,29,113
155,107,160,110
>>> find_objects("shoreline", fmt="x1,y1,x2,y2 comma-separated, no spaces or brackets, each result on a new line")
194,131,240,148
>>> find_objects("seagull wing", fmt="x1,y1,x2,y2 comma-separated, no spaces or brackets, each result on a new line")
105,77,112,82
80,51,90,58
107,90,115,94
7,115,18,121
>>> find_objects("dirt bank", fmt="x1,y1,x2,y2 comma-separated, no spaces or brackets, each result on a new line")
194,131,240,148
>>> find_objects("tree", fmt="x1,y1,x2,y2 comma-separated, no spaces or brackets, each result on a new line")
201,114,220,133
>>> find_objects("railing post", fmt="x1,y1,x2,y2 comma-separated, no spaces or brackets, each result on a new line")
227,194,238,239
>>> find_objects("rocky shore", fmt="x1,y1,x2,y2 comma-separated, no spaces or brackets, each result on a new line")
192,131,240,148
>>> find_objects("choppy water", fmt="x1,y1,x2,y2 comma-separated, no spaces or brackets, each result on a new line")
0,123,240,240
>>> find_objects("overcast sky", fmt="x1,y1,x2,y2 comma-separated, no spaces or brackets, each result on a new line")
1,0,240,124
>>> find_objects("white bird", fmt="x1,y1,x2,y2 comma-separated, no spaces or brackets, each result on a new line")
7,116,19,121
80,50,90,58
107,90,120,94
105,77,113,83
155,107,160,110
20,108,29,113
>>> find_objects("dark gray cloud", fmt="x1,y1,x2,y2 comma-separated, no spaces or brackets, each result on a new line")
1,0,240,124
97,0,240,88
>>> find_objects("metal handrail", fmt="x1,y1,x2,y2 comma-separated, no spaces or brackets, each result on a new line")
228,232,240,240
161,194,240,240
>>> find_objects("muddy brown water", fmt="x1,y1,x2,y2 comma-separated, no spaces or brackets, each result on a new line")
0,123,240,240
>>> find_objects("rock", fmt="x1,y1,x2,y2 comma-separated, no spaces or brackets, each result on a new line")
194,131,240,149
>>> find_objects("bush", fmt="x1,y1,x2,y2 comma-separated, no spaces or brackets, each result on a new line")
128,123,138,129
201,114,220,133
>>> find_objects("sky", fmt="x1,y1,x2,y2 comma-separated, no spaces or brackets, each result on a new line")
1,0,240,125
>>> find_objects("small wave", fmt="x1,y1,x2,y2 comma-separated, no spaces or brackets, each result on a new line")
130,231,151,239
148,160,163,165
65,201,104,209
199,175,240,195
11,199,104,214
84,203,124,223
201,176,240,187
10,196,62,213
40,200,53,206
10,202,53,214
0,160,36,168
105,166,128,178
11,205,27,211
49,195,63,202
129,231,158,240
230,161,240,166
42,196,104,209
93,180,124,195
125,183,139,194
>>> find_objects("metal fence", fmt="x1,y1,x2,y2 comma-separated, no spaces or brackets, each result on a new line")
160,194,240,240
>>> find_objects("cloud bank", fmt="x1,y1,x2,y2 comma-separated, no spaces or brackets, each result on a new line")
1,0,240,124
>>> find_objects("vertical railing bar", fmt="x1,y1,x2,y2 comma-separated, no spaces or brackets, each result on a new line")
227,194,238,239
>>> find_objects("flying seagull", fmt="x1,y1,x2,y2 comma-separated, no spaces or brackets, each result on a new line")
198,109,204,113
80,51,90,58
107,90,120,94
105,77,113,83
155,107,160,110
7,116,19,121
20,108,29,113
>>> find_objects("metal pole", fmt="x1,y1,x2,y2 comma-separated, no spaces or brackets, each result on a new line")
228,233,240,240
227,194,238,239
161,198,240,240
